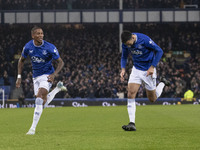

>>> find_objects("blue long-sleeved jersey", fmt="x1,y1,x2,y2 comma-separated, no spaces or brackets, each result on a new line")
121,33,163,71
22,40,60,78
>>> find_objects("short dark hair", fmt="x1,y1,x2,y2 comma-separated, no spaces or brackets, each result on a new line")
121,30,132,43
31,26,42,35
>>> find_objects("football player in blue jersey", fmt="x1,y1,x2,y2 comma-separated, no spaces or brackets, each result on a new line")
120,30,169,131
16,26,67,135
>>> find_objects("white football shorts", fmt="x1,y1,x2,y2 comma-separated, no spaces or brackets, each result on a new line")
128,66,157,91
33,74,52,95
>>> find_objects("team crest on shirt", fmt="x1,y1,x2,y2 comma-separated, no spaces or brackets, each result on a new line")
29,50,33,53
54,48,59,55
42,50,47,55
149,39,154,45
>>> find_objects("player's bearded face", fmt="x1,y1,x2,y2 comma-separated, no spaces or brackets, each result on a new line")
125,35,135,47
32,29,44,45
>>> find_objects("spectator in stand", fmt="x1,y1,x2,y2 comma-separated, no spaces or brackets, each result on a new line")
3,71,10,85
184,88,194,101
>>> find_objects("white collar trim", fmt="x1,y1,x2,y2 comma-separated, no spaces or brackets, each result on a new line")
33,40,44,47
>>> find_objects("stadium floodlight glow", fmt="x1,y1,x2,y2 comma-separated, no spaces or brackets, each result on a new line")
0,88,5,108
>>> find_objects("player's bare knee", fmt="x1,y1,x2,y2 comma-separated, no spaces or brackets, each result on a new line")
148,97,157,102
128,91,136,99
36,94,47,105
37,88,48,101
146,90,157,102
36,94,46,100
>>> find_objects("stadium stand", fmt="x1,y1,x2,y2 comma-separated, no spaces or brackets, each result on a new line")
0,0,199,10
0,23,199,99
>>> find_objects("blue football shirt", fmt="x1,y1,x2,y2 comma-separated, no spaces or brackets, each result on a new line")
121,33,163,71
22,40,60,78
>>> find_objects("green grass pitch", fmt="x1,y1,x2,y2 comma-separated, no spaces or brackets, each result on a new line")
0,105,200,150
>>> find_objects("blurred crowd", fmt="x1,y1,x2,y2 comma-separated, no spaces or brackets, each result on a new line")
0,0,199,10
158,56,200,99
0,23,199,99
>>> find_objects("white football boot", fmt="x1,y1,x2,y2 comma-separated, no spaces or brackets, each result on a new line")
26,128,35,135
57,81,67,91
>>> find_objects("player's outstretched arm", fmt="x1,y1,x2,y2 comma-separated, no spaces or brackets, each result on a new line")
47,57,64,83
16,56,26,88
